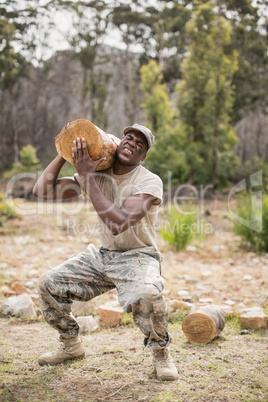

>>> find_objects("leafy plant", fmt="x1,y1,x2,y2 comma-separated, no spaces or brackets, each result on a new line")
160,205,204,251
3,145,41,180
176,1,238,188
233,190,268,253
0,193,19,227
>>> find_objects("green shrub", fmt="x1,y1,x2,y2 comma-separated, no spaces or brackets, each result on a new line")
233,191,268,253
3,145,41,180
0,193,19,226
59,162,76,178
160,205,205,251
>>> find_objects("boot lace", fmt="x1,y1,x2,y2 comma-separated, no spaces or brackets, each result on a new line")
154,349,173,367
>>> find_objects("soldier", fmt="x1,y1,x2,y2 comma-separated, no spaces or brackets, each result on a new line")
33,123,178,381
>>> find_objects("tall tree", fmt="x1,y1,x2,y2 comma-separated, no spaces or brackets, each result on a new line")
176,1,238,187
111,1,192,82
0,0,59,166
141,60,190,187
223,0,268,122
58,0,110,127
0,1,30,89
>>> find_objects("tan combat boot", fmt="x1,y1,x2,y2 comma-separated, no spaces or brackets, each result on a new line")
153,347,178,381
38,336,85,366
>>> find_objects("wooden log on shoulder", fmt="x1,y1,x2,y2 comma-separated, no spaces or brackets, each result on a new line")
182,305,226,344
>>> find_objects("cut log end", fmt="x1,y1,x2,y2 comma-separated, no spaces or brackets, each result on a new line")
182,305,226,344
55,119,102,164
182,313,217,344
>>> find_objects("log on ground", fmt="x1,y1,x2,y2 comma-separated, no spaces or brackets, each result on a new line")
182,305,226,344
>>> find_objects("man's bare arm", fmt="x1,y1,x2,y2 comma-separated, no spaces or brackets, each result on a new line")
86,174,155,234
33,155,81,200
72,137,156,235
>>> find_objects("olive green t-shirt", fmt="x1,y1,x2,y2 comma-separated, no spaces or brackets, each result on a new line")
74,165,163,251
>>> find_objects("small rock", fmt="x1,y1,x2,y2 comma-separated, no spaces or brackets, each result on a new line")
191,290,203,300
162,289,171,296
28,269,39,278
25,281,35,289
184,275,199,284
169,299,193,310
5,269,17,278
223,299,236,306
177,290,192,302
242,275,252,281
240,329,250,335
201,271,211,279
174,274,184,280
252,257,260,264
40,234,54,242
41,245,50,252
14,235,35,245
98,303,124,327
240,310,267,330
2,293,37,318
0,263,8,270
238,306,263,314
177,290,189,298
199,298,213,303
212,245,226,253
11,280,30,295
77,316,98,334
196,283,208,290
101,300,121,309
186,245,197,252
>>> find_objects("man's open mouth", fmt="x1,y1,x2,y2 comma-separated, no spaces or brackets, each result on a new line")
123,148,132,155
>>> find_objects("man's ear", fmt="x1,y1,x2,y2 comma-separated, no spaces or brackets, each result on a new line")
141,154,147,162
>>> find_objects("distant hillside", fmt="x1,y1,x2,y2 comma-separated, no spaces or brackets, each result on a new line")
0,46,144,170
0,45,267,175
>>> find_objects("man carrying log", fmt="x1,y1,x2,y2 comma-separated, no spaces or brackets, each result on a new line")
33,123,178,381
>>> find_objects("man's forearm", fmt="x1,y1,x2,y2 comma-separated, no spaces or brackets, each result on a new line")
33,155,66,197
84,174,127,233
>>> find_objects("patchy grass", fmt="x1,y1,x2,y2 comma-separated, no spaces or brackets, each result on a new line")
0,200,268,401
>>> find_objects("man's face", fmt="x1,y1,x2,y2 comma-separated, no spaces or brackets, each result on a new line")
117,130,148,166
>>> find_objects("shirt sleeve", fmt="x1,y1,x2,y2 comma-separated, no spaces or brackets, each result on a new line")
132,173,163,205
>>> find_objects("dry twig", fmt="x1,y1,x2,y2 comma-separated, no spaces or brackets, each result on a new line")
98,384,127,401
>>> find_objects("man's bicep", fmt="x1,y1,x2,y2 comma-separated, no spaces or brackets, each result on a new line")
121,194,156,218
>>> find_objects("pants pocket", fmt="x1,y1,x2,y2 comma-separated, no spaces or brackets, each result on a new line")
144,265,165,293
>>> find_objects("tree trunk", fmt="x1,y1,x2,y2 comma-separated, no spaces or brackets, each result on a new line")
182,305,226,344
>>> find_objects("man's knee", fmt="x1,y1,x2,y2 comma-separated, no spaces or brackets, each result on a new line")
38,272,53,294
142,284,161,302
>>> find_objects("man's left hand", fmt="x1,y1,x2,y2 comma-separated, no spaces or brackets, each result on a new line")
72,137,105,178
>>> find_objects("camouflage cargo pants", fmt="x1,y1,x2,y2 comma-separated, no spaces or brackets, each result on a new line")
38,244,171,350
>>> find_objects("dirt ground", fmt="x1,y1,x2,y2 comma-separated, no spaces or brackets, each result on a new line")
0,199,268,401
